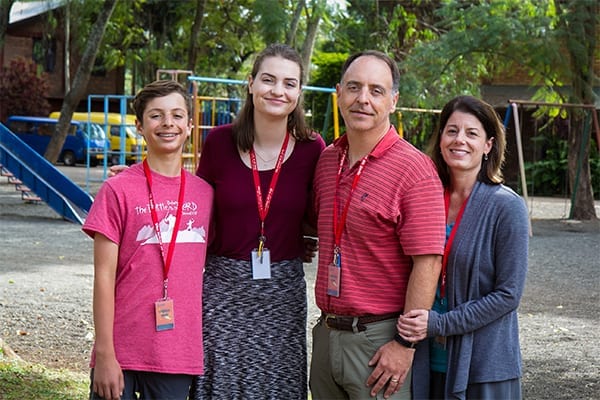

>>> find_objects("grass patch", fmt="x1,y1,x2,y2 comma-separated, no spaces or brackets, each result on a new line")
0,359,88,400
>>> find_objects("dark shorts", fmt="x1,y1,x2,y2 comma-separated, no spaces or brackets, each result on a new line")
89,369,193,400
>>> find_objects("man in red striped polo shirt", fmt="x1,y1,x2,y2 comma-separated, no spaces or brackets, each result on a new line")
309,50,445,399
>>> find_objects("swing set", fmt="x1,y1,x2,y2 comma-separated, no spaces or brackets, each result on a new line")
505,99,600,221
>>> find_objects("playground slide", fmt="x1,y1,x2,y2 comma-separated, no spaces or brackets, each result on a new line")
0,123,93,224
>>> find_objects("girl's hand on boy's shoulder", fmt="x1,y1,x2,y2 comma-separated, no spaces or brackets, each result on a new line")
108,165,128,178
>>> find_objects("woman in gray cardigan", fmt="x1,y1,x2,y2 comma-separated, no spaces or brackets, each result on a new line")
397,96,529,400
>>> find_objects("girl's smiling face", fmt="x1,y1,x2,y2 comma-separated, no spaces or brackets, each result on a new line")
248,55,302,120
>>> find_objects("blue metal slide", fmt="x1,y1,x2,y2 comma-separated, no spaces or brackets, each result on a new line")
0,123,93,224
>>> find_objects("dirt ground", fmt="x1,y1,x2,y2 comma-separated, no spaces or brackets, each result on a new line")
0,166,599,399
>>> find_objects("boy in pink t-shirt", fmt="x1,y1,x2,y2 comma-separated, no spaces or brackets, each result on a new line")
83,80,213,400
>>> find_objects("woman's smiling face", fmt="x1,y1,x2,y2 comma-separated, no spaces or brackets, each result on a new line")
440,110,494,174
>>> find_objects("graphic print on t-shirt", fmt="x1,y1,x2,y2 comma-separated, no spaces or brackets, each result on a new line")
135,200,207,245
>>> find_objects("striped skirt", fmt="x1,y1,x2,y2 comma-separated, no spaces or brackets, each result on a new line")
189,255,307,400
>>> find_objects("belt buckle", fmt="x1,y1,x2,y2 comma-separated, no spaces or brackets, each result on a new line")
324,314,337,329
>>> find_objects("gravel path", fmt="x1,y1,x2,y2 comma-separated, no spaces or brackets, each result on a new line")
0,166,599,399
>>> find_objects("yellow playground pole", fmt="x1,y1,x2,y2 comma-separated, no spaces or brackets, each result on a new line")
332,93,339,140
396,111,403,138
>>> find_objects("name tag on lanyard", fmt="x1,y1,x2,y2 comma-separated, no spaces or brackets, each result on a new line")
327,250,341,297
329,147,369,298
251,248,271,279
249,133,290,281
155,299,175,331
143,160,184,332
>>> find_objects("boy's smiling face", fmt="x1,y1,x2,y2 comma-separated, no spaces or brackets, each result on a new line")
136,92,191,156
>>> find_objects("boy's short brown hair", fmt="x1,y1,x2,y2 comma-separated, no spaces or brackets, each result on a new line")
131,80,191,122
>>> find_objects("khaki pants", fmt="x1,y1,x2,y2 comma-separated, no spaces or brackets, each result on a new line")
310,317,412,400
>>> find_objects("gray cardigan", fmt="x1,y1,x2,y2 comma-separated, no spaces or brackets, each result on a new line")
412,182,529,400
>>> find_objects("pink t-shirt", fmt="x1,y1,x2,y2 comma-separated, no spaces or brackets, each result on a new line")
313,126,445,316
83,163,213,375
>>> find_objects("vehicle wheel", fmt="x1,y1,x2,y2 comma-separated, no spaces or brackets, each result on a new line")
110,154,121,166
90,159,99,167
62,151,76,166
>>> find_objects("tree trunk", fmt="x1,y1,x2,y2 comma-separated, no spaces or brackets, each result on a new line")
300,0,325,82
286,0,305,46
44,0,117,164
564,0,597,220
568,113,596,220
186,0,207,73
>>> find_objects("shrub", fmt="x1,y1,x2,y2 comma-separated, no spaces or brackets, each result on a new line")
0,57,51,120
525,137,600,199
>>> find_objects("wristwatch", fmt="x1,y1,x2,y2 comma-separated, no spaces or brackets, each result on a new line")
394,333,417,349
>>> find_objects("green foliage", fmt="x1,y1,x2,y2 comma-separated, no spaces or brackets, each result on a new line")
0,360,88,400
0,57,51,118
531,88,569,119
525,136,569,196
101,0,146,71
255,0,289,44
127,0,197,87
71,0,261,94
525,136,600,198
64,0,97,48
305,51,346,143
323,0,439,59
398,0,569,109
19,0,591,110
186,0,260,89
396,110,439,151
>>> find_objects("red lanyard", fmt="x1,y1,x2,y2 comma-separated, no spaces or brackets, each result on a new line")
143,159,186,299
249,133,290,249
441,189,469,299
333,147,368,252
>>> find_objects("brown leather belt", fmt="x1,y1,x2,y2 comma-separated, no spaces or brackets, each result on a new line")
322,312,400,332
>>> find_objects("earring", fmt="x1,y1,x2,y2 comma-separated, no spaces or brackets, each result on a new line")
484,153,488,161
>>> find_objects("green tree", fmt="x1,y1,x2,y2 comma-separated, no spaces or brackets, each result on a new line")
401,0,598,219
557,0,598,219
323,0,440,58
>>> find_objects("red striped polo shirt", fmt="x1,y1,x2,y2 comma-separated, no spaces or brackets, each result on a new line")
313,126,445,316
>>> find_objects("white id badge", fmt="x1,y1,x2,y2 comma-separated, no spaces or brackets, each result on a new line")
251,248,271,279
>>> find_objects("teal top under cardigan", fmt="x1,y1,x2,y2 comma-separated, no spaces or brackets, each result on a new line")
412,181,529,400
